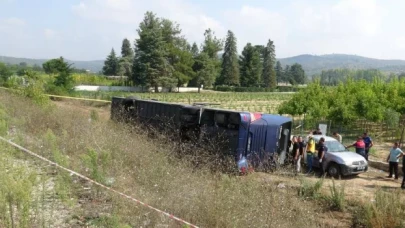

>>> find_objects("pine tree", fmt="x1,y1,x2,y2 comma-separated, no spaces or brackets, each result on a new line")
118,38,134,77
262,39,276,88
290,63,306,84
284,65,292,84
121,38,134,58
132,11,167,91
275,61,283,84
192,29,223,90
102,48,119,76
239,43,262,87
193,52,216,92
218,30,239,86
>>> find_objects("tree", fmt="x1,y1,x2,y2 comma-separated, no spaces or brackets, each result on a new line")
193,52,216,92
239,43,262,87
217,30,239,86
121,38,134,58
43,57,69,75
118,38,134,77
261,39,276,88
202,29,223,59
161,19,194,90
118,57,132,77
42,57,74,91
284,65,292,84
0,62,12,84
191,42,199,58
197,29,223,88
275,61,283,84
102,48,119,76
290,63,306,84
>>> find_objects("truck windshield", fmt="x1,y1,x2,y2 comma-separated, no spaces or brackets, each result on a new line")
324,141,347,152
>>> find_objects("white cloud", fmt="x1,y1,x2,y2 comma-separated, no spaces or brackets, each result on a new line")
71,0,226,47
222,6,287,54
44,29,57,40
0,17,26,31
3,17,26,26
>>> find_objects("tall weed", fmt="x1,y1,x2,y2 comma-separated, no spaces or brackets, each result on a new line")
359,189,405,228
298,177,324,199
0,144,37,228
327,178,346,211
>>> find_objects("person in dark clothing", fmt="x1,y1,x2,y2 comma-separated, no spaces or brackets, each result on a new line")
296,136,305,173
363,132,373,161
313,128,322,135
317,137,327,177
291,136,300,172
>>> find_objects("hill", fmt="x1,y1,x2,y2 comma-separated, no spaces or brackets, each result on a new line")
2,54,405,76
278,54,405,76
0,56,104,73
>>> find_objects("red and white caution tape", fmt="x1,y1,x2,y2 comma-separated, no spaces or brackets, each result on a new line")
0,136,199,228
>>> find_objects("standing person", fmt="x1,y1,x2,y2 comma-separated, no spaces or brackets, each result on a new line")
298,136,305,171
387,142,402,180
396,150,405,189
346,136,366,159
318,137,327,177
306,135,316,174
333,132,342,143
291,136,300,173
363,132,373,161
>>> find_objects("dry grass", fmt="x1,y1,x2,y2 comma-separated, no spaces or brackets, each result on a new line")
0,90,338,227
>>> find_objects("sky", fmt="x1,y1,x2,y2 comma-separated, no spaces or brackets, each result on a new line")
1,0,405,61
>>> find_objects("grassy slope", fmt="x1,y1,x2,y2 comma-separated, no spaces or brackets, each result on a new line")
1,90,404,227
0,90,325,227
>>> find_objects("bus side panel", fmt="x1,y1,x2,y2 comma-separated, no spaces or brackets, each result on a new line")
111,97,126,121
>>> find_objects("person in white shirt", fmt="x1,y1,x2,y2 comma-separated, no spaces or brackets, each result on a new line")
333,132,342,143
387,142,403,180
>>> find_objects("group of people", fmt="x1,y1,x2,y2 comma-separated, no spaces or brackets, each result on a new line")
290,130,328,177
290,129,405,189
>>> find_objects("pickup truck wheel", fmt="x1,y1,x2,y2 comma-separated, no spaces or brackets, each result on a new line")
327,163,341,178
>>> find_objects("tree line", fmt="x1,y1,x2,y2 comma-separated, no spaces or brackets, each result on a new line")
278,78,405,126
313,68,405,86
102,11,306,91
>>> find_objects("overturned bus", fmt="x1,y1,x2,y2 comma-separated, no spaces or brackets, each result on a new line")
111,96,292,172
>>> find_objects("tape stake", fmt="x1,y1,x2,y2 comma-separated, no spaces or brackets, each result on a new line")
0,136,199,228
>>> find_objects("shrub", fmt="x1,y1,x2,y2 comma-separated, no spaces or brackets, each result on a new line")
298,177,324,199
327,178,346,211
358,189,405,228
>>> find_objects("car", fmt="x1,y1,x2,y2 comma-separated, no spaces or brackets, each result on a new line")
310,135,368,177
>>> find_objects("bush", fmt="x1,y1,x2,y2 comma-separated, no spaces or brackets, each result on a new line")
298,177,324,199
358,189,405,228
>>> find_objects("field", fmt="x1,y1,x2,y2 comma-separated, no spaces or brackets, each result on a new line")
73,91,294,114
1,88,405,227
